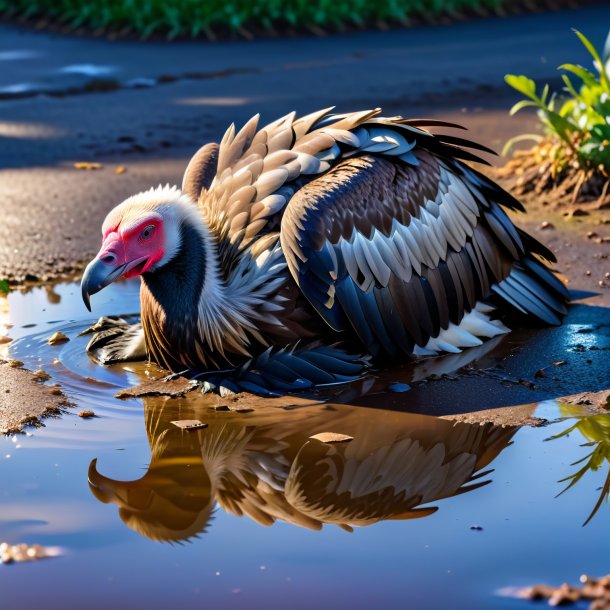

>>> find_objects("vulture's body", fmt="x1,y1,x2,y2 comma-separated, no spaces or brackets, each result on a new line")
82,108,568,391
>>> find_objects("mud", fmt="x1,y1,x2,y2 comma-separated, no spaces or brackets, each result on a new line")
0,360,72,434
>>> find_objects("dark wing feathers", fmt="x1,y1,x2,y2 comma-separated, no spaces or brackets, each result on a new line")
279,128,566,356
191,109,567,357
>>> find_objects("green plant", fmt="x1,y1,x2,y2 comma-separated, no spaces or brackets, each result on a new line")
504,29,610,192
548,412,610,525
0,279,10,294
0,0,504,39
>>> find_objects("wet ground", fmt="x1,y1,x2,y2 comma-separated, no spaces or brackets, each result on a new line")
0,281,609,609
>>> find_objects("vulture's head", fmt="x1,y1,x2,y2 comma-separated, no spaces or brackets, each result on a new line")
81,185,202,310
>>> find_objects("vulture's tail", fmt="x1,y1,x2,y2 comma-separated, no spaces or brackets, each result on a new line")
491,255,569,326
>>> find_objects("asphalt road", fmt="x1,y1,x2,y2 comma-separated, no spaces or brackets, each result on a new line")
1,4,610,281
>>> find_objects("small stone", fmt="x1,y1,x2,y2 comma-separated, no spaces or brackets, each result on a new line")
7,360,23,368
470,525,483,531
552,361,567,367
585,270,592,276
32,370,50,382
0,335,12,344
540,221,554,230
1,552,13,564
587,231,598,239
115,166,126,174
78,410,96,419
309,432,354,444
171,419,208,430
73,161,102,170
534,369,546,378
47,332,69,345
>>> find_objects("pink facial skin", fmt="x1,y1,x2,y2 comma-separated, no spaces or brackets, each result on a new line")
97,216,165,279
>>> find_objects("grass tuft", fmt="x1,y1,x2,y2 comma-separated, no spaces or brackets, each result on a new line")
0,0,505,39
502,29,610,207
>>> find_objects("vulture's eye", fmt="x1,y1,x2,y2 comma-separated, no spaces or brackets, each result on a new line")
140,224,155,241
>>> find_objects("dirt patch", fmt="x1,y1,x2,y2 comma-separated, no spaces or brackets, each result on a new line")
560,389,610,411
0,360,74,434
115,376,197,399
442,403,540,427
488,164,610,306
514,573,610,608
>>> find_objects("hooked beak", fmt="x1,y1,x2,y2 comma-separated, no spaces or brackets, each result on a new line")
81,258,127,312
81,255,148,311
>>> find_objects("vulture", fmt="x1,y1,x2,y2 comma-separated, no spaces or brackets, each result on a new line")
81,107,568,392
88,398,517,542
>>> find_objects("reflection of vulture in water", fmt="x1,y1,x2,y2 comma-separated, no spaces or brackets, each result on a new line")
89,397,519,542
80,107,567,391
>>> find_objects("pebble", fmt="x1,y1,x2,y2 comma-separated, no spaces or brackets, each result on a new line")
73,161,102,170
78,410,96,419
47,332,69,346
0,542,54,564
309,432,354,444
170,419,208,430
32,370,50,382
540,221,554,230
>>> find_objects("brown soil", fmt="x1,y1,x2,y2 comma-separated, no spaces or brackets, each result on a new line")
0,360,74,434
489,163,610,307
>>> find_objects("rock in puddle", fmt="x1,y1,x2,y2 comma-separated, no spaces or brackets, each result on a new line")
1,542,59,565
309,432,354,444
47,332,69,345
171,419,208,430
115,376,197,399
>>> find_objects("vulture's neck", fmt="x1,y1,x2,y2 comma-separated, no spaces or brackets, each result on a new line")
139,216,261,371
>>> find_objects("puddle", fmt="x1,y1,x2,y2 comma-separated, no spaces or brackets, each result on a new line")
1,281,610,609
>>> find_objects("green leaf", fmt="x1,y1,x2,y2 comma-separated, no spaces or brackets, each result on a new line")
574,29,604,67
504,74,538,101
573,29,610,91
540,108,578,143
509,99,538,115
559,63,599,89
0,279,10,294
502,133,543,156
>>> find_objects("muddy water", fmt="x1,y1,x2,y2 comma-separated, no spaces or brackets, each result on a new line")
1,281,610,610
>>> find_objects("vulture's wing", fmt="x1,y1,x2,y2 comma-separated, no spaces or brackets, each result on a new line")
182,142,219,202
279,143,567,357
198,108,500,271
